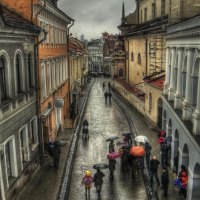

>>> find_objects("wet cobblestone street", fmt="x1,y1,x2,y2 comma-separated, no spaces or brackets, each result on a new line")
68,78,147,200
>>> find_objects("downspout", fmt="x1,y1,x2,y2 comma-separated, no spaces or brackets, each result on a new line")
142,34,148,76
33,0,47,165
67,20,74,107
125,37,129,83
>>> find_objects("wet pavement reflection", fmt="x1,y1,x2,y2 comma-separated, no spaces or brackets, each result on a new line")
68,78,147,200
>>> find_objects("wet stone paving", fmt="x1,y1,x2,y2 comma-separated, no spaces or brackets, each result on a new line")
68,79,147,200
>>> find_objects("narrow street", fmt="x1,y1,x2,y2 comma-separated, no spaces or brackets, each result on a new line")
68,78,147,200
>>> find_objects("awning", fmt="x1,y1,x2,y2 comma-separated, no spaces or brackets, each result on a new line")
41,107,52,119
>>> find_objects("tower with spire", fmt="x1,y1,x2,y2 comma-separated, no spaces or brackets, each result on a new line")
121,2,127,25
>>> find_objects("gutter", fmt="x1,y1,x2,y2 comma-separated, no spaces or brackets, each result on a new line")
125,37,129,83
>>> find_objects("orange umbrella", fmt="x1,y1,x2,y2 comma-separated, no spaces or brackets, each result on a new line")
130,146,145,157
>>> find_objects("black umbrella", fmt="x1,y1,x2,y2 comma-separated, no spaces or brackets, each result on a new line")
93,163,109,170
122,132,132,136
116,141,128,147
106,136,119,142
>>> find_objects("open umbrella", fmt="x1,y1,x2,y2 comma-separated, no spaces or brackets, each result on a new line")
107,152,121,160
134,135,149,143
116,141,128,147
93,163,109,170
122,132,132,136
106,136,119,142
130,146,145,157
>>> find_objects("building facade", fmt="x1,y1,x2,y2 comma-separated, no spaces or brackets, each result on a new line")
0,5,41,200
163,14,200,200
88,39,103,74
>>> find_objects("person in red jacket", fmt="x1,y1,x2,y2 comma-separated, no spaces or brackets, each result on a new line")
179,171,188,198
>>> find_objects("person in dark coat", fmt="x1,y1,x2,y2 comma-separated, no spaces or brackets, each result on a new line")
109,140,115,153
161,143,169,167
108,92,112,104
53,146,61,169
174,152,179,173
150,155,160,186
104,91,108,103
121,147,130,173
108,82,111,90
109,159,116,180
93,168,105,198
161,167,169,197
145,142,152,168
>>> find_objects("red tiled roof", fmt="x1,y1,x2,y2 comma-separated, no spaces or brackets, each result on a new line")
144,75,165,90
114,77,145,102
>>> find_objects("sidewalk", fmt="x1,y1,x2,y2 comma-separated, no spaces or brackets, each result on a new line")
114,91,185,200
17,81,93,200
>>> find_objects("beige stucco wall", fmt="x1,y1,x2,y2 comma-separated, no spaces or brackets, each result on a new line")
144,83,162,126
113,80,145,115
128,37,146,85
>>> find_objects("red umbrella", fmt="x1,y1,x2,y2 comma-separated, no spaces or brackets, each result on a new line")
130,146,145,157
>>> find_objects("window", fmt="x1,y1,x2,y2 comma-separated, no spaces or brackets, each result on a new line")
131,52,134,61
41,64,47,98
0,56,7,101
138,53,141,64
144,7,147,22
16,54,23,93
161,0,165,16
152,3,156,20
27,53,34,88
141,10,143,23
46,62,51,94
30,117,39,149
19,126,30,170
149,93,152,113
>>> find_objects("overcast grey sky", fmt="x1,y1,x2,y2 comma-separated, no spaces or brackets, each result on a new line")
58,0,136,41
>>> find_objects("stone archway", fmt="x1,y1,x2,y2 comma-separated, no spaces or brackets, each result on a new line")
172,130,179,171
119,68,123,77
167,119,172,137
191,163,200,200
162,111,166,131
157,98,163,129
181,143,189,169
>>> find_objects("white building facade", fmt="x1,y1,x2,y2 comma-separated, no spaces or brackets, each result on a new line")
163,15,200,200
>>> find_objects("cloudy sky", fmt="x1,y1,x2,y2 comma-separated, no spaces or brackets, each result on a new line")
58,0,136,41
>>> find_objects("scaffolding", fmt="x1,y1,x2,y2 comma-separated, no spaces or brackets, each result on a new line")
149,35,166,75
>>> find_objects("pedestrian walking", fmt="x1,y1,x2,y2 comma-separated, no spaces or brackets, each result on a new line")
174,152,179,173
121,147,130,173
161,143,169,167
150,155,160,186
103,82,105,90
108,159,116,180
53,145,61,169
93,168,105,198
104,91,108,103
109,140,115,153
161,167,169,197
82,170,93,199
108,92,112,104
108,81,111,90
145,142,152,168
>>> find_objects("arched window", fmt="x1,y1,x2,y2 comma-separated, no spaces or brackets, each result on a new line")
144,7,147,22
0,56,7,101
27,53,34,88
16,54,23,93
149,93,152,113
141,10,143,23
138,53,141,64
131,52,134,61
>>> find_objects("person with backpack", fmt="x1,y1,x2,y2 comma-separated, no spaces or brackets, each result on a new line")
93,168,105,198
82,170,93,199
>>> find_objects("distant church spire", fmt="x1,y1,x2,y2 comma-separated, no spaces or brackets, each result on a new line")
121,2,126,25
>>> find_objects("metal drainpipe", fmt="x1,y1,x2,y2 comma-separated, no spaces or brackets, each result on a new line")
125,37,129,83
67,20,74,107
143,34,148,76
33,0,48,165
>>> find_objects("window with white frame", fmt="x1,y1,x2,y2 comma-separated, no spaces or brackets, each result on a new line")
0,55,7,102
4,136,18,188
15,54,23,93
41,64,47,98
46,62,51,94
56,60,59,85
27,53,34,88
30,117,39,150
19,126,30,168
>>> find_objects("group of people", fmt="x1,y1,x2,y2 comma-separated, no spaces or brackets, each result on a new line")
82,167,105,199
47,141,61,169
